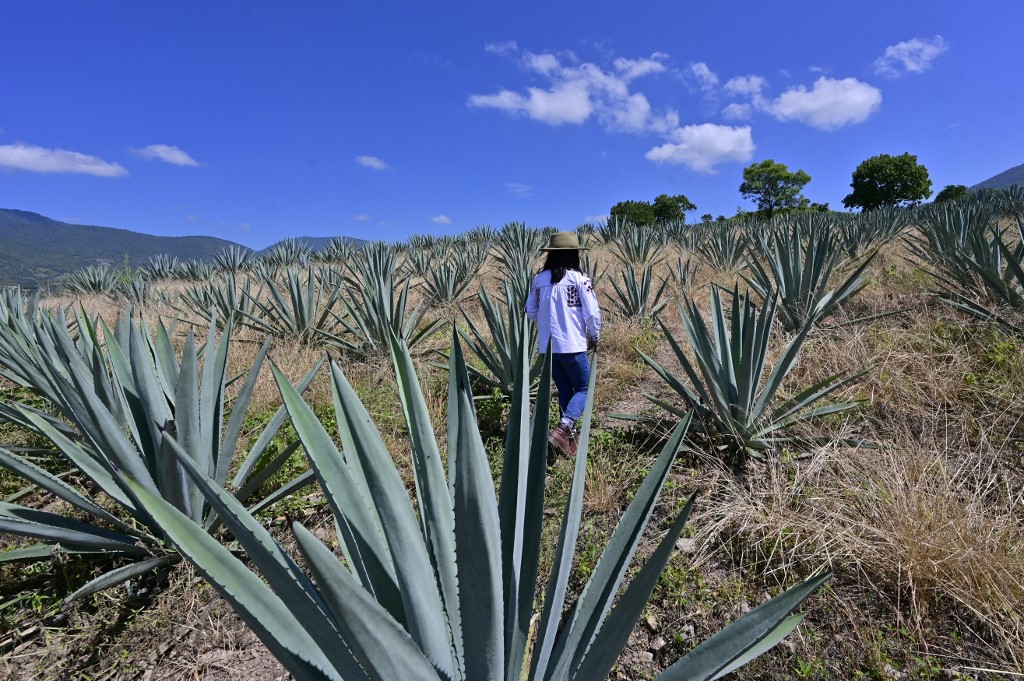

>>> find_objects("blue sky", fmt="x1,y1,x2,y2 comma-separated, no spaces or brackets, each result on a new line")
1,1,1021,249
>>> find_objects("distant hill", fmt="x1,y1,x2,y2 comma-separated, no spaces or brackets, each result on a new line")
0,209,247,290
971,162,1024,191
0,209,370,291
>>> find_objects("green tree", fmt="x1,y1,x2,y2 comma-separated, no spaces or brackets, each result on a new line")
935,184,970,203
739,159,812,218
701,213,713,223
611,193,697,225
652,193,697,223
610,199,656,225
842,152,932,211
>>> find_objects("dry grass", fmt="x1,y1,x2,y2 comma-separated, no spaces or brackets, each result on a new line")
4,235,1024,677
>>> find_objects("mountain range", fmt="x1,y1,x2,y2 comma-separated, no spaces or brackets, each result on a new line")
0,209,361,290
971,162,1024,191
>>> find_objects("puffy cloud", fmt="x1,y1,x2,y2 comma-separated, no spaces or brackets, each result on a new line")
132,144,200,166
722,102,753,121
689,62,719,91
469,82,592,126
356,155,391,171
504,182,532,197
524,51,560,75
645,124,754,173
431,215,452,224
765,77,882,130
874,35,949,77
469,47,674,132
724,75,765,96
0,143,127,177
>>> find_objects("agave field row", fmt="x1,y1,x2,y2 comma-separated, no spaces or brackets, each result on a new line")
1,186,1023,679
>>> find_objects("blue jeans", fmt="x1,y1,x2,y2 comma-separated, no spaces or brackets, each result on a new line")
552,352,590,424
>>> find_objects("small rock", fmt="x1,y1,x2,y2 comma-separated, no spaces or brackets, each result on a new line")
881,662,904,679
679,623,695,640
674,537,697,554
650,636,667,652
644,614,659,632
639,651,654,663
314,527,329,541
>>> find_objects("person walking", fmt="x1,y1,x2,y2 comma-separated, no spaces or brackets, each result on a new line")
525,231,601,458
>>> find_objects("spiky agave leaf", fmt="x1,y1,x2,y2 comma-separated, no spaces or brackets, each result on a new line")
639,286,863,462
0,309,318,595
123,323,829,680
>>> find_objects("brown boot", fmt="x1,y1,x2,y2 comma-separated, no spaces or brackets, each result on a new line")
548,424,578,457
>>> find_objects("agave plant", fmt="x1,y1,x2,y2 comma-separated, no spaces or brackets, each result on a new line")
458,283,540,396
909,200,1009,303
744,220,876,332
63,265,121,295
836,206,907,260
0,310,320,598
639,286,864,463
179,274,255,329
609,224,665,268
146,254,183,280
580,252,607,287
933,218,1024,335
466,224,498,249
317,237,358,265
671,257,700,293
262,238,314,269
123,326,830,680
420,259,477,306
335,270,442,358
695,222,747,270
177,259,219,281
240,268,345,345
213,245,255,273
608,265,669,322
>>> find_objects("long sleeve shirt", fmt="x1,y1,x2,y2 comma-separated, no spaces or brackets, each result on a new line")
524,269,601,354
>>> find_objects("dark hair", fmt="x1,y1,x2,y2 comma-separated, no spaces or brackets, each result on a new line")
541,249,581,284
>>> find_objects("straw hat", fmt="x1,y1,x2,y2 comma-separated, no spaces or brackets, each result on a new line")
540,231,590,251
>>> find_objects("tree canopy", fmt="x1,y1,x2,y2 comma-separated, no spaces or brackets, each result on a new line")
842,152,932,211
738,159,811,218
934,184,970,203
610,193,696,225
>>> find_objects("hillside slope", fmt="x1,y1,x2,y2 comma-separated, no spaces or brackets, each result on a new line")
971,162,1024,190
0,209,246,289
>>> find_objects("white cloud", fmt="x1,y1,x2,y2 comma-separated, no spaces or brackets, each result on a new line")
356,155,391,171
0,143,127,177
613,54,668,80
524,51,560,75
724,75,765,96
765,77,882,130
504,182,532,197
582,213,609,224
485,40,518,56
469,82,592,125
644,124,754,173
132,144,200,166
431,215,452,224
239,222,252,231
722,102,753,121
352,213,370,222
469,47,674,133
689,62,719,91
874,35,948,77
